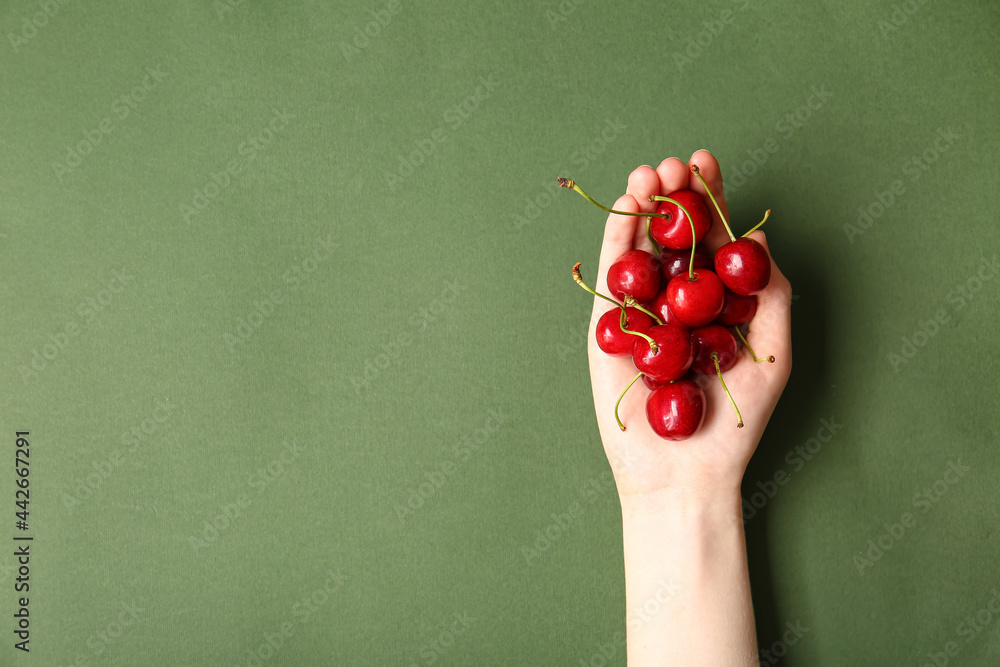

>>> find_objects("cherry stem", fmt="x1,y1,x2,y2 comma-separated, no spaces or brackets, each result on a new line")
572,263,658,353
732,326,775,363
615,372,643,431
690,165,736,242
645,216,660,253
742,209,771,237
558,178,674,220
711,353,743,428
623,295,663,326
648,195,699,279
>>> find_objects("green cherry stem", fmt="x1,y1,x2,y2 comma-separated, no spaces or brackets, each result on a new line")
711,353,744,428
558,178,674,221
615,372,643,431
572,263,658,352
648,195,699,279
623,294,663,326
690,164,736,242
741,209,771,237
732,326,775,363
645,216,660,253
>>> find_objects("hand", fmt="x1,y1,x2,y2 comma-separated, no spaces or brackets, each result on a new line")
587,150,793,502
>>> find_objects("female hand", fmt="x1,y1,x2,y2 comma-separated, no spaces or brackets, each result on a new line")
586,150,793,502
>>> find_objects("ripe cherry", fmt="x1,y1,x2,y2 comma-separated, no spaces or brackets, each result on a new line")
690,325,745,428
632,325,694,382
607,250,660,303
666,269,725,328
641,374,670,390
596,307,654,356
660,247,712,282
648,190,711,250
646,380,706,440
690,325,738,375
716,289,757,326
687,164,773,296
647,289,689,329
714,238,771,296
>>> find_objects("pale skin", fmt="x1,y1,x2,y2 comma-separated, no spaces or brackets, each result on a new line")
585,150,793,666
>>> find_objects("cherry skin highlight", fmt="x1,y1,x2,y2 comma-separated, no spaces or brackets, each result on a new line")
595,307,654,356
649,190,712,250
714,237,771,296
690,325,739,375
659,247,713,282
607,250,660,303
666,269,725,328
716,289,757,326
645,380,706,440
632,325,694,383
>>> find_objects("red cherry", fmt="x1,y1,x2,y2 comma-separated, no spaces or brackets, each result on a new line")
690,325,738,375
632,325,694,382
649,190,712,250
659,247,712,282
595,307,654,356
716,289,757,326
647,290,690,329
607,250,660,303
641,374,670,390
714,238,771,296
645,380,706,440
666,269,725,328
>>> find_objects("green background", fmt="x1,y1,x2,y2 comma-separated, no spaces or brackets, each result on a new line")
1,0,998,664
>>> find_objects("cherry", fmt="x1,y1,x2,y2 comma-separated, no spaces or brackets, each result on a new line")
690,325,738,375
648,190,711,250
714,238,771,296
647,289,689,329
687,164,772,296
607,250,660,303
645,380,706,440
596,307,654,356
716,289,757,326
572,263,663,356
632,325,694,382
666,269,725,328
660,247,712,282
641,374,670,390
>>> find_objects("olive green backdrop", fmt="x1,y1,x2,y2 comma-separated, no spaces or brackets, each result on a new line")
1,0,998,665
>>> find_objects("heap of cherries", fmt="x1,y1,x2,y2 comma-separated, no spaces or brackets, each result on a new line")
563,165,775,440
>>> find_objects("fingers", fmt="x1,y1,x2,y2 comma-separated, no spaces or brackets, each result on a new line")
744,230,793,374
626,166,661,254
595,193,641,295
688,150,732,252
655,157,689,197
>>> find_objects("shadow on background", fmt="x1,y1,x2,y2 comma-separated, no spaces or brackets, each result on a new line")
743,250,828,663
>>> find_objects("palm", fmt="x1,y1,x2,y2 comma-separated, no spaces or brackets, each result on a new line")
585,151,793,498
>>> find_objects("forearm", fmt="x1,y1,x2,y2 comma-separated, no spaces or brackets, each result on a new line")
620,487,757,667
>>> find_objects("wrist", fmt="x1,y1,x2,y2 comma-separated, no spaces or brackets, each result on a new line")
619,484,744,527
